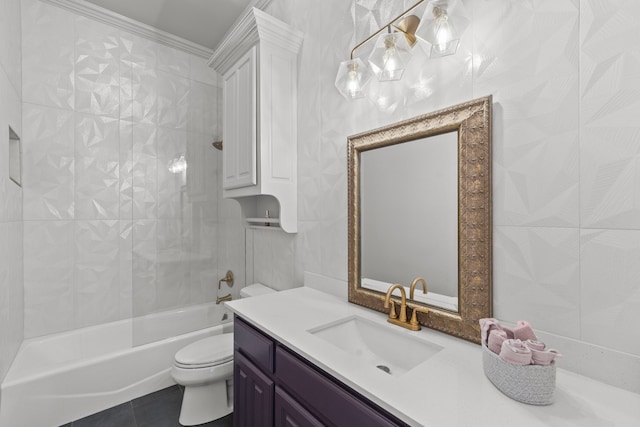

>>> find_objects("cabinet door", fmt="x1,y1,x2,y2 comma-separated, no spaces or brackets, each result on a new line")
223,46,257,190
234,351,274,427
274,386,323,427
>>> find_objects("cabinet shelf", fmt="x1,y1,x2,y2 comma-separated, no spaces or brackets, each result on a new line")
246,217,281,230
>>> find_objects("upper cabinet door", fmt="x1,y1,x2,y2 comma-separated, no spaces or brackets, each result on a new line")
222,46,257,190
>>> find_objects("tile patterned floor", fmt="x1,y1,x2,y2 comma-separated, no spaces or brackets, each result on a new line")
59,385,233,427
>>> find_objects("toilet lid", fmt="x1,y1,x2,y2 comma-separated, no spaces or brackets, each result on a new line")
175,334,233,368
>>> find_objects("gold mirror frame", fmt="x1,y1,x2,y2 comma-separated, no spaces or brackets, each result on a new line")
348,96,492,344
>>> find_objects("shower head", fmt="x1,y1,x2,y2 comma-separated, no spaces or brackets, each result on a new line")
212,141,223,151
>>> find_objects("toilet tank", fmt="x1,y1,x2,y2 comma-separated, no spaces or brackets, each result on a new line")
240,283,276,298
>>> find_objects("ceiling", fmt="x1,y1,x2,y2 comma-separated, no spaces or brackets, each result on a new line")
85,0,254,51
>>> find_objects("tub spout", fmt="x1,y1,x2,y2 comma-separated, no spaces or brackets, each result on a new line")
216,294,232,304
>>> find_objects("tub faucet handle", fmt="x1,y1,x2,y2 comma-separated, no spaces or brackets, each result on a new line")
218,271,234,289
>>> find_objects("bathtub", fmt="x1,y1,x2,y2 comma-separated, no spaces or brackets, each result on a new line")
0,302,232,427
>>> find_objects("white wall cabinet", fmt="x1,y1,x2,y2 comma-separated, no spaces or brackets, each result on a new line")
209,8,303,233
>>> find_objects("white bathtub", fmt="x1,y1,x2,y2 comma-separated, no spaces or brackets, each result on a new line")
0,302,233,427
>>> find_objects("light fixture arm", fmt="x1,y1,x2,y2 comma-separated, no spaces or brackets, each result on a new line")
349,0,426,60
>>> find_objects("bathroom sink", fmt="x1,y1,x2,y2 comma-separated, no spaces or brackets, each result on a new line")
308,315,443,377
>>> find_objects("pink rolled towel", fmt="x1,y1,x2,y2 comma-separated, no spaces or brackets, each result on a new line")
488,329,507,354
514,320,538,342
479,318,501,346
530,348,562,366
499,339,532,365
524,339,545,351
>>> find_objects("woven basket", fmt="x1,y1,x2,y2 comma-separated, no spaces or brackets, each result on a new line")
482,343,556,405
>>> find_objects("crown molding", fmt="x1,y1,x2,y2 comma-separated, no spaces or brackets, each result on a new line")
208,6,303,75
40,0,274,59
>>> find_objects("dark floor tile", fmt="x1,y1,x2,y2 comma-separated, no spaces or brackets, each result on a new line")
72,402,136,427
132,385,183,427
196,413,233,427
58,424,72,427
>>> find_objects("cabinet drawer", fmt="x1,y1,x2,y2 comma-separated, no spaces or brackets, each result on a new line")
234,316,275,374
276,346,406,427
274,386,323,427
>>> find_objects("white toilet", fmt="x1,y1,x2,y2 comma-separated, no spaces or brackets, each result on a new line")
171,283,275,426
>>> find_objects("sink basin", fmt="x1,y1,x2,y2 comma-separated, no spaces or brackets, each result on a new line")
308,315,443,377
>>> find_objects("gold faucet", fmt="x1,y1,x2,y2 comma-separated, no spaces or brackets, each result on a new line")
383,284,422,331
216,294,232,304
408,277,429,328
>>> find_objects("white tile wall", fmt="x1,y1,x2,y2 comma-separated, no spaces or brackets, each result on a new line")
0,0,23,382
21,0,222,339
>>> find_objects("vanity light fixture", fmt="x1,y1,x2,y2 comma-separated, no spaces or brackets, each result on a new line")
416,0,469,58
335,0,468,100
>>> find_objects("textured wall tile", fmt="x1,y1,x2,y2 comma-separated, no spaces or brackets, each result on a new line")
0,70,22,222
581,127,640,229
21,0,74,110
188,81,217,134
189,54,219,87
156,219,191,310
132,123,157,219
473,0,580,227
24,221,75,338
581,229,640,356
122,61,158,124
0,221,23,381
119,220,133,319
75,220,121,328
22,104,75,220
132,220,157,316
493,226,580,339
157,43,190,78
157,71,190,129
75,113,120,219
581,0,640,127
0,0,21,93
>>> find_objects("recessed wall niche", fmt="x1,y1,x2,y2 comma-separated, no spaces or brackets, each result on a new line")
8,126,21,187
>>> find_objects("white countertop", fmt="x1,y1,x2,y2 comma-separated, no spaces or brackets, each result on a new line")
225,287,640,427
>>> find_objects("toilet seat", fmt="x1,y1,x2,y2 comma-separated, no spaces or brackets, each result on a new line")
174,334,233,369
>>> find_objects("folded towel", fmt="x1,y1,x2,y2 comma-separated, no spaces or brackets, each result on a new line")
514,320,538,342
499,339,532,365
524,339,545,351
488,329,508,354
530,348,562,366
479,318,501,346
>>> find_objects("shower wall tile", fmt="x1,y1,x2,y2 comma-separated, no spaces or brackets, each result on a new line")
157,44,191,79
125,63,158,124
74,113,120,220
493,226,581,339
119,121,134,219
189,55,219,87
74,220,121,328
119,220,133,319
132,123,158,219
157,71,190,130
0,0,21,94
74,49,120,118
22,0,75,110
581,229,640,356
22,103,75,220
132,220,157,316
24,221,75,338
188,81,217,135
473,0,580,228
0,221,23,381
0,69,22,222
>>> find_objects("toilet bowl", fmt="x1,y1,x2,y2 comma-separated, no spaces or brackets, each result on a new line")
171,283,275,426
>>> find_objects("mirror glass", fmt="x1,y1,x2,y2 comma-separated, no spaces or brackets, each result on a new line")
360,133,459,311
348,96,492,343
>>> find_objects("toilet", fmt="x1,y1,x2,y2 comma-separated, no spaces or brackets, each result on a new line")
171,283,276,426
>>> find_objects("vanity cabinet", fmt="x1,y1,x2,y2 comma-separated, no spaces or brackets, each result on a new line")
233,316,409,427
209,8,303,233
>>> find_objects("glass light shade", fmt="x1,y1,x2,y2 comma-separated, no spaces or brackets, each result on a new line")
416,1,469,58
367,32,412,82
335,58,372,99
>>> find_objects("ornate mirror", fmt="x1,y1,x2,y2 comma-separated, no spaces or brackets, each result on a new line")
348,96,492,343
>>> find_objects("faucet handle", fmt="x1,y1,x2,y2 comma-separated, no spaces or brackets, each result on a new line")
409,306,430,328
388,300,398,319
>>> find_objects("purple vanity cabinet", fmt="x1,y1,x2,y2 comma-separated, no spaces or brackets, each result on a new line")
233,315,410,427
